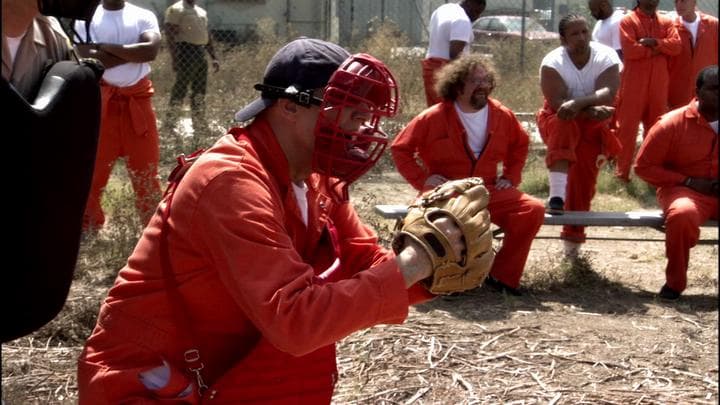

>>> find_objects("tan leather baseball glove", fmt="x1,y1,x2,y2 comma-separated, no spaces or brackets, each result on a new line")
392,177,495,295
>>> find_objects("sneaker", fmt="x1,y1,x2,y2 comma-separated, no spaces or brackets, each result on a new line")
546,196,564,215
658,284,681,300
484,276,522,296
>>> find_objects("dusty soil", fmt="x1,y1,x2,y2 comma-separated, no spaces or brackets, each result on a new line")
2,170,718,404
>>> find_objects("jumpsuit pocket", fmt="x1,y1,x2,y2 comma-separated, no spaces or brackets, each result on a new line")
77,356,200,404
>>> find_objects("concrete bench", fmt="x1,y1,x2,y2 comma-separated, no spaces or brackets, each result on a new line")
373,205,719,244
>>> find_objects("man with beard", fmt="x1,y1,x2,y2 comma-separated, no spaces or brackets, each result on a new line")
634,65,718,300
536,14,622,257
588,0,626,60
391,53,545,296
613,0,680,182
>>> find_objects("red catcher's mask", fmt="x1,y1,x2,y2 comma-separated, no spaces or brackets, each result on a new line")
313,53,399,201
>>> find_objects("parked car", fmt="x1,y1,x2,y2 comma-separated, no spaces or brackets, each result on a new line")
473,15,559,44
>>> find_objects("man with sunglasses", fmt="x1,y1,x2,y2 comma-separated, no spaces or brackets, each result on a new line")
392,53,545,296
76,37,466,403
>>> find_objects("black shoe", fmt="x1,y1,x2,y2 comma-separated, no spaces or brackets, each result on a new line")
546,196,564,215
484,276,522,296
658,284,681,300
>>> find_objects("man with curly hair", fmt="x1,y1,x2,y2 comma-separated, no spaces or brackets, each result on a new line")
392,53,545,295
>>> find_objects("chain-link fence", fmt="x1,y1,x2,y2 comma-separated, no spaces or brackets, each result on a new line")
64,0,718,161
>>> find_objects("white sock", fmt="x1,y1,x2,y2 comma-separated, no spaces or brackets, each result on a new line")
548,171,567,200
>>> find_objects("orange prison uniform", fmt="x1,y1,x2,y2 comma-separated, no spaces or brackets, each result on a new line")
421,57,448,107
537,101,622,243
614,9,681,180
634,100,718,293
83,77,161,230
667,13,718,109
77,119,433,403
391,100,545,289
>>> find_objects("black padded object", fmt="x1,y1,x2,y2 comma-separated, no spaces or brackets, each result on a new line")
1,60,103,342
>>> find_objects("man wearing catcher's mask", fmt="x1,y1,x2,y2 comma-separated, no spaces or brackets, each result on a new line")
76,38,492,403
391,54,545,296
536,14,622,257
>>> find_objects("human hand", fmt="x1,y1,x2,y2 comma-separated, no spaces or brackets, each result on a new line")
557,99,582,120
584,105,615,121
211,59,220,73
495,177,512,190
639,38,658,48
395,215,464,287
74,43,97,59
684,177,718,196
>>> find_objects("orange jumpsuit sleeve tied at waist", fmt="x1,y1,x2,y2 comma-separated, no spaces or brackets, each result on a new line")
100,77,156,137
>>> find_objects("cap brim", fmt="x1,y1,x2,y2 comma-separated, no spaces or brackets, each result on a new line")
234,97,274,122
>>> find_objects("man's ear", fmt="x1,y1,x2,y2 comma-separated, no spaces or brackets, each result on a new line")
278,98,298,119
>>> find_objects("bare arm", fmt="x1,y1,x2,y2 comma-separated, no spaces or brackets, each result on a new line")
540,65,569,112
98,31,161,64
541,64,619,120
164,22,179,70
448,40,466,60
206,32,220,73
74,43,126,69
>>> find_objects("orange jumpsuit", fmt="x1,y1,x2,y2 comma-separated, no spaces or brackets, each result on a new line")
83,77,162,230
391,100,545,289
77,119,433,403
667,13,718,109
537,101,622,242
421,57,448,107
614,9,681,180
634,100,718,293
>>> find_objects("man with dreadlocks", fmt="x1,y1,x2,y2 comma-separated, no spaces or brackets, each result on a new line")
536,14,622,257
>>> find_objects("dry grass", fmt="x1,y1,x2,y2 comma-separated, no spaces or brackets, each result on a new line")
2,22,718,405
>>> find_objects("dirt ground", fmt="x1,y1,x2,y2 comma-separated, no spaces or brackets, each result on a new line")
2,170,718,404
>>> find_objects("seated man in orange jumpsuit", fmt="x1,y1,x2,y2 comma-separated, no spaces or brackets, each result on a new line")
613,0,680,182
392,54,545,296
667,0,718,109
76,38,467,403
73,0,163,231
634,65,718,300
536,14,622,257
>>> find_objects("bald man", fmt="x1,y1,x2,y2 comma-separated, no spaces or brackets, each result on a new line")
634,66,718,300
588,0,625,59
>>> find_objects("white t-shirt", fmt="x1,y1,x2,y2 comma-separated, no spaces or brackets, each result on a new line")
540,41,621,99
682,12,700,46
426,3,474,59
592,9,624,51
75,2,160,87
292,181,309,226
454,102,489,158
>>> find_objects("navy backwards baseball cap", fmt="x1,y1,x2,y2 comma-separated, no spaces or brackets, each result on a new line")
234,37,351,122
